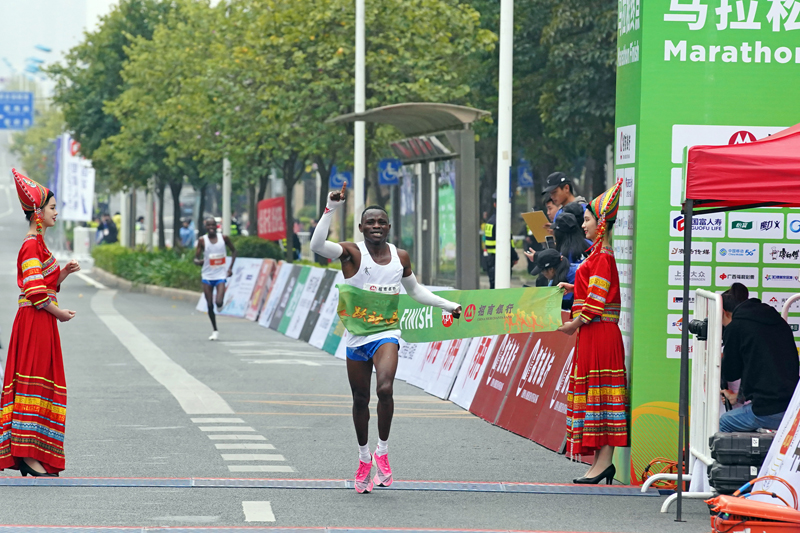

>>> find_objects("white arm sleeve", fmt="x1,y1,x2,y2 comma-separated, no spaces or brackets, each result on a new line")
402,274,460,313
310,208,344,259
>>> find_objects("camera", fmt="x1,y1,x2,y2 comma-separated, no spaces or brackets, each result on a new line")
688,318,708,341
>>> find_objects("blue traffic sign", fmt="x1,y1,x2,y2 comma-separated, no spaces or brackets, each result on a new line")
517,159,533,188
0,92,34,130
329,165,353,189
378,158,402,186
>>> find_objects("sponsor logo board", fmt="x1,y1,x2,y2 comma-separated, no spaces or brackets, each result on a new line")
715,267,759,288
670,167,683,207
614,240,633,261
671,125,785,164
668,265,712,286
670,211,725,238
728,213,784,239
669,240,712,262
762,268,800,289
667,338,694,360
616,125,636,165
716,242,759,263
667,313,694,335
668,290,696,311
616,210,634,237
787,214,800,240
618,262,633,285
763,243,800,265
763,292,800,314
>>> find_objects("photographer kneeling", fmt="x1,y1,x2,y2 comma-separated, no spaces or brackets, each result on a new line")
718,293,799,432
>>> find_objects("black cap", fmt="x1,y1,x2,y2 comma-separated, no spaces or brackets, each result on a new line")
552,212,578,233
542,172,573,194
531,249,562,276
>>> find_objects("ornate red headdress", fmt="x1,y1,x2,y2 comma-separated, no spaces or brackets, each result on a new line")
586,177,623,256
12,168,50,234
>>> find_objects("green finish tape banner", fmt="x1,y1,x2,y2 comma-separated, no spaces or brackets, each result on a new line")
336,285,563,343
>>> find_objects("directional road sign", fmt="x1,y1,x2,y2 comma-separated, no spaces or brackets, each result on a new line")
0,92,34,130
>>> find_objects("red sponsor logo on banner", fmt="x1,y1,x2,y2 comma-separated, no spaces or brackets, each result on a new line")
70,140,81,157
464,304,476,322
728,131,756,145
257,197,287,241
467,337,494,380
442,312,453,328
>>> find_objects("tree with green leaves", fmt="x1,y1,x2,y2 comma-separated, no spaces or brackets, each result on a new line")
10,107,65,187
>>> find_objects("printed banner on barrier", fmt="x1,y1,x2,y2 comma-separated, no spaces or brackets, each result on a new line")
257,197,286,241
258,263,294,328
336,285,563,343
244,259,278,321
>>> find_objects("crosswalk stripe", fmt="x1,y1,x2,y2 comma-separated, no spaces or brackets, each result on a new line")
199,426,255,432
191,418,245,423
207,435,266,440
221,454,286,461
228,465,295,473
215,443,275,450
242,501,276,522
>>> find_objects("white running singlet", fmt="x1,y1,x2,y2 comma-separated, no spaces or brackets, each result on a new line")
345,241,404,348
201,233,227,281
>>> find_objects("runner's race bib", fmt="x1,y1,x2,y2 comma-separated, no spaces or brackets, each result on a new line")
209,253,226,267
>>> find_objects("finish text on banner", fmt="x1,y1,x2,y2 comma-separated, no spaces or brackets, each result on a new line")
336,285,563,343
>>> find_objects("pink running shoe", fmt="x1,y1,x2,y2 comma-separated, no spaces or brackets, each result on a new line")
354,457,374,494
373,453,393,487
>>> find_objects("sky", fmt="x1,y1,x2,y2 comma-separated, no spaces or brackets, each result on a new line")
0,0,119,91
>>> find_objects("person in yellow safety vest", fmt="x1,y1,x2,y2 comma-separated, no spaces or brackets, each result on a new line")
482,196,518,289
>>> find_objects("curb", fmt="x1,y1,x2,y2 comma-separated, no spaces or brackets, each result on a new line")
89,267,202,302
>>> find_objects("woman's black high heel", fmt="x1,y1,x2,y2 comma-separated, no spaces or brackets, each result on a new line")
19,461,57,477
573,464,615,485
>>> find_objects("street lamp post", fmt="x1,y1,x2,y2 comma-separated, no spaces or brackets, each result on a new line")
353,0,366,242
494,0,514,289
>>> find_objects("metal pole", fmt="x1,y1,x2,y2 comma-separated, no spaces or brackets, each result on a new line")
119,191,129,247
494,0,514,289
222,158,232,236
144,180,154,251
676,199,693,522
352,0,366,242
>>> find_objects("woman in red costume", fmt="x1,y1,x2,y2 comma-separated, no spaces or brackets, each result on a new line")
0,169,80,477
558,178,628,484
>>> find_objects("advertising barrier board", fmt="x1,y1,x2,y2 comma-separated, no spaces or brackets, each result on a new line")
276,267,311,334
268,266,303,330
308,272,345,349
424,338,472,400
396,341,430,383
449,336,499,410
258,263,294,328
285,267,327,339
469,333,533,424
220,258,265,317
298,270,339,343
245,259,279,321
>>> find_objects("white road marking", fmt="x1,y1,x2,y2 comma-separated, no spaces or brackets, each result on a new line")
199,426,255,432
242,501,275,523
215,443,275,450
75,272,107,289
246,359,321,366
191,418,244,423
221,454,286,461
228,465,295,473
91,290,234,415
229,350,324,356
207,435,267,440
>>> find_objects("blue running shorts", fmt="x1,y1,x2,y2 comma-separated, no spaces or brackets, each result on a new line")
346,338,400,361
202,279,227,287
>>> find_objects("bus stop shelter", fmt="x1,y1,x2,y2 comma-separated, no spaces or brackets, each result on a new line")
330,103,490,289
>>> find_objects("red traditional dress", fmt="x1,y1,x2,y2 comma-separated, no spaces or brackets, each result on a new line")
1,172,66,475
566,246,628,456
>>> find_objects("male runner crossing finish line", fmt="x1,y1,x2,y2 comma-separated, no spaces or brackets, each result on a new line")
311,183,461,493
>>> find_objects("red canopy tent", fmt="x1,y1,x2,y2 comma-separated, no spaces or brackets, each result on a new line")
673,123,800,515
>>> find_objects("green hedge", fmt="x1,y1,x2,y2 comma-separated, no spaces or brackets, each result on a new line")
92,244,203,292
230,236,283,259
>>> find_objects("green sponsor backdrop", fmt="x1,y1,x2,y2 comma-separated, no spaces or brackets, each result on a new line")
617,0,800,482
336,285,563,343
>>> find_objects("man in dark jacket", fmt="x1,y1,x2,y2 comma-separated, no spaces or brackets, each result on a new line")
719,296,800,432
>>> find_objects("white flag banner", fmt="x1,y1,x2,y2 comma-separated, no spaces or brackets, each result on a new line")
57,133,94,222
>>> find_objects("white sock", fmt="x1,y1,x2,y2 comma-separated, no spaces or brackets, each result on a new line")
376,439,388,456
358,444,371,463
